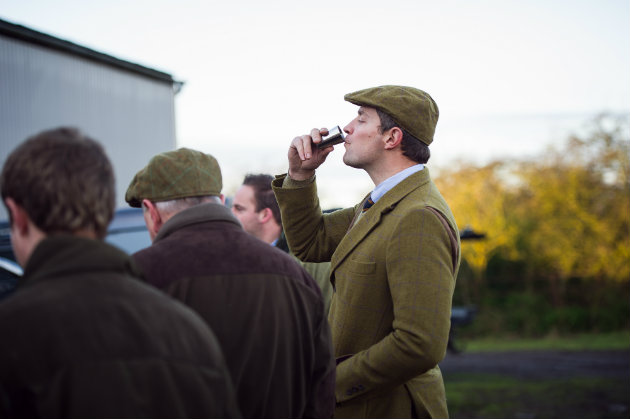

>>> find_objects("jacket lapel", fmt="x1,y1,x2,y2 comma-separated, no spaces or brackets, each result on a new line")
330,169,431,273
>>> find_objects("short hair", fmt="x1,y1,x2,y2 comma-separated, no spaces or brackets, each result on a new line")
1,127,115,239
242,174,281,225
149,195,220,217
375,108,431,164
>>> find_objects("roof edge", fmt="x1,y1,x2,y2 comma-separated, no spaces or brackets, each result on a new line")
0,17,177,85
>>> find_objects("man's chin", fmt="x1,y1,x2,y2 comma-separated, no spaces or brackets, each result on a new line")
343,155,361,169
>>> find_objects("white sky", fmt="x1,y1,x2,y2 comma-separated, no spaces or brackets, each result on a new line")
1,0,629,207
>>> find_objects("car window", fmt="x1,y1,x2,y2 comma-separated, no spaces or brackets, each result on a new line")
105,229,151,254
104,208,151,254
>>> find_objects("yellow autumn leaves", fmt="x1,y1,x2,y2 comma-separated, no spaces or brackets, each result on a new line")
435,114,630,284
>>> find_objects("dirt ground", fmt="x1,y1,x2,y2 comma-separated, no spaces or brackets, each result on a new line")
439,349,630,418
440,349,630,380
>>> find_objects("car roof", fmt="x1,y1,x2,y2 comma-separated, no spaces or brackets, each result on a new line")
0,208,148,261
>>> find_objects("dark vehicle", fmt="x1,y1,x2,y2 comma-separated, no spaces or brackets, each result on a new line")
104,208,150,254
446,226,485,354
0,221,20,300
447,306,477,354
0,208,150,300
0,256,22,300
0,221,15,262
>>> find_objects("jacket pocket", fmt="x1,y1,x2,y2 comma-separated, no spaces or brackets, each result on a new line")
345,259,376,275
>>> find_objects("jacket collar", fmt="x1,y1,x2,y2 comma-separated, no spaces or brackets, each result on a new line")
331,168,432,271
21,235,139,288
154,202,241,243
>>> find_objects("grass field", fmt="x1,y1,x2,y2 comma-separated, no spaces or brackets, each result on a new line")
444,331,630,419
446,374,629,419
462,330,630,352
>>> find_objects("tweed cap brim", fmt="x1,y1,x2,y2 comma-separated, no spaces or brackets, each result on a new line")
125,147,222,208
344,85,439,145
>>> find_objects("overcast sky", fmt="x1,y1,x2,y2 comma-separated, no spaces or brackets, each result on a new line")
2,0,628,207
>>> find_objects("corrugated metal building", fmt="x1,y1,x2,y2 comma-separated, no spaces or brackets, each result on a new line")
0,18,180,219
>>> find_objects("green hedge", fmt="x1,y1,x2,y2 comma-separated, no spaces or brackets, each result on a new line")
457,281,629,337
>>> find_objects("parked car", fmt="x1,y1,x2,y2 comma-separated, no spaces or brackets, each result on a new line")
0,256,22,300
104,208,151,254
0,221,15,262
0,208,150,300
0,220,20,300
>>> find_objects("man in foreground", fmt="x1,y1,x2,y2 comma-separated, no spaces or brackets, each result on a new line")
272,85,460,418
0,128,239,418
126,148,335,418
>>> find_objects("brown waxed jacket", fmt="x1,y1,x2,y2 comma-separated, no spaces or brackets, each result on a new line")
0,235,240,419
273,168,460,419
133,203,336,419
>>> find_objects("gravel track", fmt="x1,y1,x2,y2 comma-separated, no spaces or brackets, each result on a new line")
440,349,630,379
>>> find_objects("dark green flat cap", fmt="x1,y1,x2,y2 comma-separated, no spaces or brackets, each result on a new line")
344,85,439,145
125,147,222,208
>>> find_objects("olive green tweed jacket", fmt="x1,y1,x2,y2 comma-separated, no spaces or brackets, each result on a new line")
272,168,460,418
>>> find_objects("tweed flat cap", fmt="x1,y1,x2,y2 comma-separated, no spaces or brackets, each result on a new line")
344,85,439,145
125,148,222,208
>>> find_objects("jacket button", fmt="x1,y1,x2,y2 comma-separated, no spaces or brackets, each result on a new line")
346,385,365,396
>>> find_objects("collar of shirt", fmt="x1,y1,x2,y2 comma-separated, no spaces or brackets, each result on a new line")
270,238,279,247
370,164,424,203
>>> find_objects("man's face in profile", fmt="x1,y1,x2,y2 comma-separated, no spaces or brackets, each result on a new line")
231,185,265,239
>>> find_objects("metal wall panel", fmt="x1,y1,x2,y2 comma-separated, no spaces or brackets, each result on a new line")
0,35,177,219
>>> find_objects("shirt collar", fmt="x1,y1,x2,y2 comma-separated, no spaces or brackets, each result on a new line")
371,164,424,203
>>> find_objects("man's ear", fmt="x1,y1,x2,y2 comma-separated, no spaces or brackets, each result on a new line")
258,207,274,223
141,199,163,241
383,127,404,150
5,198,28,235
4,197,45,267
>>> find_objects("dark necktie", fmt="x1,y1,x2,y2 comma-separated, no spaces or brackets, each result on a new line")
362,196,375,213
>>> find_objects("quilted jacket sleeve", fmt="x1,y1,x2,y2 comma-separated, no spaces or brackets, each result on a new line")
272,174,355,263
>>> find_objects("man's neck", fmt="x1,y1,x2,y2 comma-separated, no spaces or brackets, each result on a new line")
367,157,418,187
258,223,283,245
